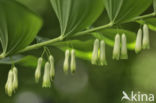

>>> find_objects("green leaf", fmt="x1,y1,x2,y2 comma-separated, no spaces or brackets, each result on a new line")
154,0,156,13
0,55,38,67
137,18,156,31
50,0,104,35
17,55,39,68
0,0,42,57
0,55,24,64
92,29,136,50
104,0,153,23
53,40,93,61
104,0,123,21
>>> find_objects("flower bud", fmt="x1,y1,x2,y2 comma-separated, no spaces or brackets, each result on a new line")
113,34,120,60
121,34,128,59
70,49,76,73
99,40,107,66
12,67,18,90
35,57,43,83
135,29,142,53
91,39,99,64
143,24,150,49
42,62,51,88
5,70,14,96
49,55,55,80
63,50,70,74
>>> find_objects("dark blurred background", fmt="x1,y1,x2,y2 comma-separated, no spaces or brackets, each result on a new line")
0,0,156,103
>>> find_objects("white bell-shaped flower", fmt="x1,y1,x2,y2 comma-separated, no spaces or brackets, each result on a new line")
99,40,107,66
49,55,55,80
42,62,51,88
113,34,120,60
63,50,70,74
5,69,14,96
91,39,99,64
121,34,128,59
35,57,43,83
135,29,142,53
12,67,18,90
143,24,150,49
70,49,76,73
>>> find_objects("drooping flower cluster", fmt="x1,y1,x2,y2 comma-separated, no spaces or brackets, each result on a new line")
91,39,107,66
63,49,76,74
91,34,128,64
135,24,150,53
113,33,128,60
35,55,55,88
5,66,18,96
91,24,150,65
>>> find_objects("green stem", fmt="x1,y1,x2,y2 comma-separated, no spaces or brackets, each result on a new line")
18,36,64,53
73,22,114,37
130,12,156,22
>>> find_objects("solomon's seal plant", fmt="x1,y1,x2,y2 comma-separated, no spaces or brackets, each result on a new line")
0,0,156,96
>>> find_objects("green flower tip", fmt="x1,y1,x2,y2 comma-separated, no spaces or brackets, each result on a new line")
113,34,120,60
